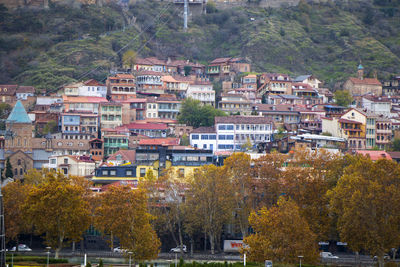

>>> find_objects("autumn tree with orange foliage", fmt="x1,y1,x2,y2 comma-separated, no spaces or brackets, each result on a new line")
3,180,31,245
23,172,91,258
94,185,160,261
329,155,400,267
243,197,319,264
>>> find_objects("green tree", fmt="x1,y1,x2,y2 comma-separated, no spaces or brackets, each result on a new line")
24,172,91,258
206,1,217,13
243,197,318,264
122,50,137,70
334,90,353,107
184,66,192,76
4,157,13,179
43,120,58,135
390,138,400,151
178,98,225,128
180,134,189,146
328,155,400,267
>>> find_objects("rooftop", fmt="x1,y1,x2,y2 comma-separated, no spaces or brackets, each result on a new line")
356,150,392,161
7,100,32,124
215,116,273,124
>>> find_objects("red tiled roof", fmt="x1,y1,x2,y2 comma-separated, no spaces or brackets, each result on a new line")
137,70,164,76
107,150,136,163
210,57,232,64
349,77,382,86
0,85,17,96
125,123,168,130
139,138,179,146
84,79,105,86
115,74,135,79
191,126,216,134
356,150,392,161
16,86,35,94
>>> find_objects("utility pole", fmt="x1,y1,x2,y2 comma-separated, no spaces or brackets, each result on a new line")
184,0,188,32
0,186,6,267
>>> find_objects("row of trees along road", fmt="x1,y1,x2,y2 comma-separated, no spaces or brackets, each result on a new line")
3,149,400,267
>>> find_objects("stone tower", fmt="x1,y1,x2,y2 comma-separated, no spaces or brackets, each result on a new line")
5,101,33,153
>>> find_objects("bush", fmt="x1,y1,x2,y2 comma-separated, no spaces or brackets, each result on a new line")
6,256,68,264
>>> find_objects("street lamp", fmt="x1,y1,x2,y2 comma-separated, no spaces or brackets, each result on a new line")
298,255,304,267
46,247,51,267
128,251,133,267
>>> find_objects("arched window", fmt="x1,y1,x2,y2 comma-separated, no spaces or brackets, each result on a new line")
19,168,23,175
17,159,21,165
14,168,17,175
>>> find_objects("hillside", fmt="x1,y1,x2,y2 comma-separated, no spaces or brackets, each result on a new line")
0,0,399,90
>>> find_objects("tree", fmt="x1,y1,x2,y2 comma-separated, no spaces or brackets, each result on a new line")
389,138,400,151
42,120,58,135
23,172,91,258
328,155,400,267
185,165,234,254
95,185,160,260
222,153,253,238
4,157,13,180
241,137,253,151
184,66,192,76
122,50,137,70
180,134,189,146
243,197,319,264
3,181,31,246
334,90,353,107
178,98,225,128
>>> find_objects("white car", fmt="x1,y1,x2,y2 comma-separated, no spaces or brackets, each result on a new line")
320,252,339,259
10,244,32,252
170,245,187,253
113,247,127,253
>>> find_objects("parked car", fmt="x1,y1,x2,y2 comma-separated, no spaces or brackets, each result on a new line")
113,247,127,253
170,245,187,253
10,244,32,252
320,252,339,259
373,254,390,261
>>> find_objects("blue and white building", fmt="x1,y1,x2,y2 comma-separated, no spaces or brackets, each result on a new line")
190,116,274,153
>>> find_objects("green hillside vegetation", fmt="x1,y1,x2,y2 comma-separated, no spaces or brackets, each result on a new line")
0,0,399,90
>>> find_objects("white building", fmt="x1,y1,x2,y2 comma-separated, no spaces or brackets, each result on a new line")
187,80,215,106
361,95,392,117
78,79,107,98
190,116,274,152
16,86,35,100
46,155,96,177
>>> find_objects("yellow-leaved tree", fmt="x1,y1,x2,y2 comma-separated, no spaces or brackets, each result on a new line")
222,152,253,238
328,155,400,267
185,165,235,254
243,197,319,264
3,180,32,246
23,172,91,258
94,185,160,261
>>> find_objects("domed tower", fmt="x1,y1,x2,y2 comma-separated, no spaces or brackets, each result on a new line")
357,63,364,80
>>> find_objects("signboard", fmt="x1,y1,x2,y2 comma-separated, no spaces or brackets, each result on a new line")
223,240,244,253
265,260,272,267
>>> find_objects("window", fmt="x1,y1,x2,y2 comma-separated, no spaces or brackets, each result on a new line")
227,125,234,130
63,168,68,175
20,168,23,175
17,159,21,165
14,168,17,175
227,135,234,140
218,135,226,140
201,135,209,140
140,168,146,177
110,170,116,176
126,170,133,176
203,144,207,149
218,125,226,130
209,135,216,140
102,170,108,176
236,125,239,130
64,158,68,164
50,159,56,165
192,134,199,140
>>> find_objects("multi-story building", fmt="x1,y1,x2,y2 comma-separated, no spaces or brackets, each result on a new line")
136,71,164,93
218,93,252,114
190,116,274,152
121,98,147,123
102,128,129,156
100,102,123,129
257,73,292,96
146,98,158,119
63,95,107,114
46,155,96,177
361,95,391,117
366,115,377,149
60,111,99,140
106,74,136,101
79,79,107,98
293,75,322,89
162,75,192,98
156,96,181,119
206,57,250,80
252,104,301,128
16,86,35,100
375,117,392,149
383,76,400,96
125,122,168,138
187,80,215,106
242,74,257,89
